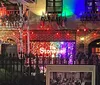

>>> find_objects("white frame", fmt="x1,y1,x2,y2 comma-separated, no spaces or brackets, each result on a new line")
46,65,96,85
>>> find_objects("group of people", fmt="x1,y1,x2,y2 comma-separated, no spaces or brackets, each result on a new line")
80,12,100,21
0,12,20,27
76,51,99,65
0,2,29,28
24,51,99,66
50,72,92,85
41,13,67,27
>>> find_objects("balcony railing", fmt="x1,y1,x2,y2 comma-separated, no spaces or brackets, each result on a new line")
80,12,100,22
0,10,25,29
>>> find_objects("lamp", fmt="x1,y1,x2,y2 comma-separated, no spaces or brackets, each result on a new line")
80,37,85,41
79,37,85,50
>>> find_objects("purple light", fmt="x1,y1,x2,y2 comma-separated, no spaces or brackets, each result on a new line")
67,42,75,64
59,42,75,64
60,48,66,54
61,42,64,44
32,41,76,64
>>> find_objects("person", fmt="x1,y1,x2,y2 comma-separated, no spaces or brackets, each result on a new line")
75,79,81,85
85,82,91,85
76,51,87,65
89,53,99,65
81,78,85,85
93,53,99,65
88,54,93,65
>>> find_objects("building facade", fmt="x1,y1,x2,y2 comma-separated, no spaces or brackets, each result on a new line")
0,0,100,59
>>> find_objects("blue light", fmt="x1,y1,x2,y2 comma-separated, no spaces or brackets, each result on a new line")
74,0,85,18
62,0,85,18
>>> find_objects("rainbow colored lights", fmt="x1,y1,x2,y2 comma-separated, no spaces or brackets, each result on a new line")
31,41,76,64
62,0,85,18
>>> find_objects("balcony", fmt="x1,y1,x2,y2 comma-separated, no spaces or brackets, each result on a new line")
0,9,44,30
1,10,100,30
0,10,25,29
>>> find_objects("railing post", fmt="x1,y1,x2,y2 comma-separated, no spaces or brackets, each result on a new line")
27,9,30,55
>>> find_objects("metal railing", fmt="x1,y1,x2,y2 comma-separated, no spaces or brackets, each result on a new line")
80,12,100,22
0,53,100,85
0,10,25,29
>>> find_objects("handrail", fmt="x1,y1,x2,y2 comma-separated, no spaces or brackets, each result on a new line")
0,10,25,28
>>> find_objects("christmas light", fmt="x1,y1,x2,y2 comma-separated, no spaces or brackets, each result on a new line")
67,33,69,36
32,32,34,34
80,37,85,41
84,28,87,32
77,29,79,32
31,41,75,64
93,33,96,36
13,33,15,35
56,32,59,35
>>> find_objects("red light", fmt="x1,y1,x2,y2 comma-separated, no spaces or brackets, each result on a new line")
93,33,96,36
67,33,69,36
13,33,15,35
0,6,7,16
47,28,50,30
77,29,79,32
56,32,59,35
84,28,87,31
40,25,42,28
55,32,61,38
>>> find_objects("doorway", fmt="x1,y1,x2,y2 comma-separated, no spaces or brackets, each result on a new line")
88,39,100,59
1,38,17,57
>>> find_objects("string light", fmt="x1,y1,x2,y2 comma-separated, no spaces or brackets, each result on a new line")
56,32,59,35
67,33,70,36
32,32,34,34
84,28,87,32
46,28,49,30
77,29,79,32
93,33,96,36
40,24,43,28
13,32,15,35
80,37,85,41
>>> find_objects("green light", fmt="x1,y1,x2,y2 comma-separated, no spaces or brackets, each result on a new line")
62,6,73,17
62,0,75,17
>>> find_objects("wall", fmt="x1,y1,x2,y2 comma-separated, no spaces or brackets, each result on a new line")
0,30,100,56
23,0,46,16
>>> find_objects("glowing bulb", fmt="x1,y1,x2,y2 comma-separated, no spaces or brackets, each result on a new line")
56,33,59,35
84,28,87,31
61,42,64,44
52,54,55,58
67,33,69,36
77,29,79,32
80,37,84,41
93,33,96,36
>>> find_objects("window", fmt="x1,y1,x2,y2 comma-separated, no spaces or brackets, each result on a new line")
46,0,63,13
85,0,100,12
